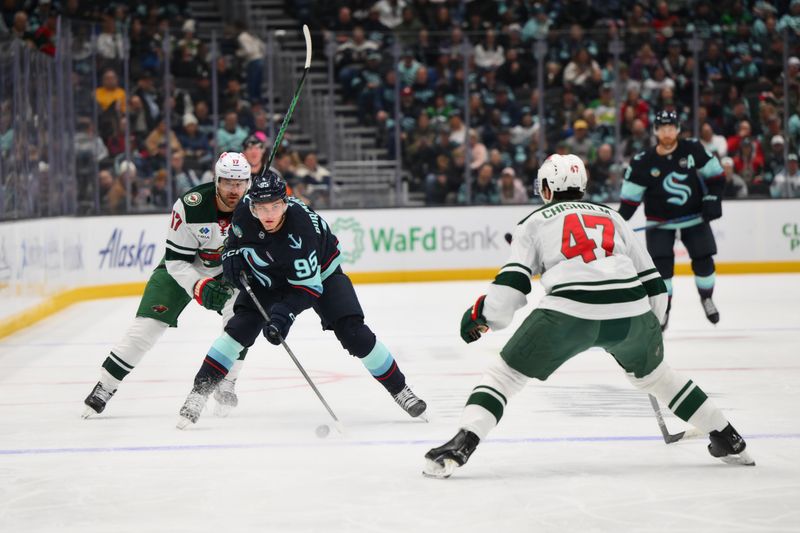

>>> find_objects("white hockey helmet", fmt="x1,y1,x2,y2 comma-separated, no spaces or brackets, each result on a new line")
214,152,252,186
537,153,587,202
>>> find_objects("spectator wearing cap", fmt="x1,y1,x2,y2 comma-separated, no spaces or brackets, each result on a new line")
216,112,248,153
771,153,800,198
235,20,266,103
699,122,728,158
95,69,126,113
178,113,212,166
498,167,528,204
765,135,786,182
241,134,267,175
397,47,422,86
721,156,748,198
566,119,594,163
177,19,200,59
457,163,500,205
134,70,161,131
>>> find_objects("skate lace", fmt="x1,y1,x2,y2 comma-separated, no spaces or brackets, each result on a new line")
183,391,206,413
702,298,718,315
92,383,115,402
393,386,419,409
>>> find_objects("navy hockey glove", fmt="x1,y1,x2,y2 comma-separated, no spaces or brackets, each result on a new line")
264,303,295,345
460,295,489,344
194,278,234,312
222,248,250,289
701,195,722,221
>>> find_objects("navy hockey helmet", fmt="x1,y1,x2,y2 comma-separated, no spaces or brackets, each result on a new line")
654,109,680,131
249,167,287,204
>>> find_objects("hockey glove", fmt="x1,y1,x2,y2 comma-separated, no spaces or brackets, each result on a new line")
460,295,489,344
194,278,234,312
264,303,295,345
701,195,722,221
222,248,250,289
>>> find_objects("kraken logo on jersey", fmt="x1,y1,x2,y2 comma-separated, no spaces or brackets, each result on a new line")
662,172,692,206
241,247,272,287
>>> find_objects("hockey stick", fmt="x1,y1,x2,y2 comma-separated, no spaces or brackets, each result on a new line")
239,271,345,435
262,24,312,171
648,394,705,444
633,214,701,232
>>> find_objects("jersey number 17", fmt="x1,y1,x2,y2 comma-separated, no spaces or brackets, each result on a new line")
561,213,615,263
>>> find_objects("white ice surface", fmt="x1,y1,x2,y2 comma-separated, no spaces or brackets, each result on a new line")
1,275,798,533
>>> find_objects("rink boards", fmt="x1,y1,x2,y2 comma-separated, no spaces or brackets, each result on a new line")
1,199,799,338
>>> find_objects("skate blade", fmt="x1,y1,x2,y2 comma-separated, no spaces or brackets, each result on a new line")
416,412,430,423
81,407,98,419
720,450,755,466
176,416,194,430
422,458,458,479
213,403,234,418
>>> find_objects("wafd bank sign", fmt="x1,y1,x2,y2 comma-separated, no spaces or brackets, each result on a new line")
324,206,532,272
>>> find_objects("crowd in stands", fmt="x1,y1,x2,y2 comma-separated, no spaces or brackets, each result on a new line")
3,0,800,215
1,0,333,214
313,0,800,204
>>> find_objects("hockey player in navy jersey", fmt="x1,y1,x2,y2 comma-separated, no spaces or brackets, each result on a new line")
619,110,725,330
177,168,427,427
423,154,752,479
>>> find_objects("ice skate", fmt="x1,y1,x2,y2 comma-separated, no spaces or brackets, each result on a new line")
177,389,210,429
82,381,117,419
213,378,238,417
701,297,719,324
392,385,428,421
708,423,754,466
423,429,480,478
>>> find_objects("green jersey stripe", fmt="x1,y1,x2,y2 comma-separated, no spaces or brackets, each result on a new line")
166,239,196,252
550,285,647,305
642,277,667,297
473,385,508,405
493,271,532,295
466,391,505,422
637,268,658,278
669,380,694,410
502,262,532,275
550,276,639,291
673,387,708,420
165,249,195,263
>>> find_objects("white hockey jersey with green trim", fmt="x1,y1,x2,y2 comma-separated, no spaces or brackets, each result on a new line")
163,182,232,297
483,200,667,329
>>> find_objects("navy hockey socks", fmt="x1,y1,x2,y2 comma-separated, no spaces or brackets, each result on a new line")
360,340,406,395
193,333,244,394
695,273,715,299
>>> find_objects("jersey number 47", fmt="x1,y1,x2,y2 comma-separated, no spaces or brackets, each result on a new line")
561,213,615,263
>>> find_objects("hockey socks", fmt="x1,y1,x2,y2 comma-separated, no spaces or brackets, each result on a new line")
360,340,406,395
695,272,715,300
99,317,169,388
194,333,244,394
459,358,529,440
627,361,727,434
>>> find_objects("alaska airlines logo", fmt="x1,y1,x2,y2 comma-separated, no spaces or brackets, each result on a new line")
662,172,692,206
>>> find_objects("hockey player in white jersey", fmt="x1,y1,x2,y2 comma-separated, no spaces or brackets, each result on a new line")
423,154,753,478
83,153,251,419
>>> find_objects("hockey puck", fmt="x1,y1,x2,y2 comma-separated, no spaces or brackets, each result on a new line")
504,232,512,244
315,424,330,438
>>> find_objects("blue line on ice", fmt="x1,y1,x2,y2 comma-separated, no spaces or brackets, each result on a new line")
1,433,798,456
